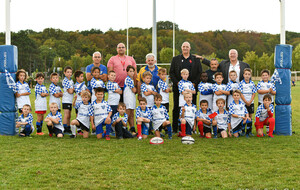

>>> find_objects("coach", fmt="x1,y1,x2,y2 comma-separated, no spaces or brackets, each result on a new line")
169,41,210,133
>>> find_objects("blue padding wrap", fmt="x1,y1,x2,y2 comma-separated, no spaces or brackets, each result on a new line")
275,105,292,136
274,44,293,69
0,73,16,112
0,45,18,72
0,112,17,136
275,69,291,105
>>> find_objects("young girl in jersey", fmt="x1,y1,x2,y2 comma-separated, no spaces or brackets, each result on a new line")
15,69,31,113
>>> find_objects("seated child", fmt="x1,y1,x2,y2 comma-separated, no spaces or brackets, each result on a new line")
212,72,227,111
136,97,152,140
157,68,171,112
198,72,213,110
151,94,172,139
228,90,251,138
196,100,216,138
44,102,64,138
70,91,92,138
49,72,63,112
214,99,231,138
178,69,196,107
180,92,197,137
206,58,220,84
90,87,112,140
255,94,275,138
141,71,157,108
112,103,134,139
16,104,34,137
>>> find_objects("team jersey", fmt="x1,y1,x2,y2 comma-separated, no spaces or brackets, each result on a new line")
106,80,121,106
123,76,136,109
141,83,156,107
17,113,34,131
62,77,74,104
196,108,213,128
16,81,31,109
45,111,64,131
151,105,169,130
136,106,152,120
90,100,112,126
49,82,62,109
214,110,230,130
198,82,213,109
212,83,227,111
226,80,239,106
90,77,105,102
157,79,169,104
75,101,93,128
178,79,195,107
257,80,276,103
255,104,274,122
112,112,128,126
74,82,88,105
228,100,248,129
35,83,48,111
180,103,197,127
238,80,257,104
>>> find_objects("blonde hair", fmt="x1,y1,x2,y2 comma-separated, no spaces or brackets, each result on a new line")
81,90,91,99
143,71,152,78
181,69,189,74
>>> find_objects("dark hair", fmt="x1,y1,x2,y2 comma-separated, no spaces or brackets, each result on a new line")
214,72,223,78
50,72,59,79
91,67,100,73
64,66,73,72
244,68,252,73
263,94,272,101
74,70,84,79
16,69,27,81
118,102,126,109
200,99,208,105
158,68,167,75
35,72,45,79
232,90,241,95
261,69,270,76
94,87,105,94
126,65,135,72
22,104,31,111
139,97,147,104
154,94,162,100
108,70,115,74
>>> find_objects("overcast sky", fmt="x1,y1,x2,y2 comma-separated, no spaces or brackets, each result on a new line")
0,0,299,34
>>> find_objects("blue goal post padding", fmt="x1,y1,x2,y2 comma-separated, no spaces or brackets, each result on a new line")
0,45,18,72
275,69,291,105
0,73,17,112
275,105,292,136
274,44,293,69
0,112,17,136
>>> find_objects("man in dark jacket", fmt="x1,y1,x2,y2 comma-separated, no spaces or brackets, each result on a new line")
169,41,210,133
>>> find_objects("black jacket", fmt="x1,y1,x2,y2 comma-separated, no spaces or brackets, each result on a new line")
219,60,250,84
169,54,210,88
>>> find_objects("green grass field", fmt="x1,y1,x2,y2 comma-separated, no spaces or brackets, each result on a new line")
0,85,299,189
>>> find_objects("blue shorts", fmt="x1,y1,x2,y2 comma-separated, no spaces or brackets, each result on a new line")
185,122,192,135
142,122,150,135
96,119,108,135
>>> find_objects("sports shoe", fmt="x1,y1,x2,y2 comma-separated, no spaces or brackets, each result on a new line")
160,132,165,138
78,131,83,136
246,134,250,138
268,134,274,138
70,135,76,138
249,132,254,136
213,135,218,139
138,136,143,140
49,133,53,137
105,136,111,140
168,136,172,140
36,132,45,135
199,135,205,138
240,131,245,136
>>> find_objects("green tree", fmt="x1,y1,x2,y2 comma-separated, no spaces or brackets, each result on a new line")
292,44,300,71
39,45,56,72
159,47,179,63
243,51,259,76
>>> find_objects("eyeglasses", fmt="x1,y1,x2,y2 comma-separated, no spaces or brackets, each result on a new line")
94,56,101,58
118,47,125,49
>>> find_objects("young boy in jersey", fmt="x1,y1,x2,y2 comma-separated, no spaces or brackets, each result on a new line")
239,68,257,136
112,102,134,139
91,67,105,102
205,58,220,84
62,66,74,134
151,94,172,139
157,68,171,112
196,100,215,138
73,70,89,114
70,91,92,138
16,104,34,137
45,102,64,138
136,97,152,140
141,71,157,108
49,72,63,112
214,99,231,138
226,70,239,107
123,65,137,134
15,69,31,113
178,69,196,107
255,94,275,138
90,87,112,140
198,72,213,110
228,90,251,137
106,70,122,118
35,72,49,135
212,72,227,112
179,92,197,137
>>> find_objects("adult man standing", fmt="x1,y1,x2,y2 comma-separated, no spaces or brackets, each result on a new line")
107,43,137,103
137,53,161,100
169,41,210,133
219,49,250,84
86,51,108,92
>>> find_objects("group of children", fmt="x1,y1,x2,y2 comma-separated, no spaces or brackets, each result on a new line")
15,62,276,140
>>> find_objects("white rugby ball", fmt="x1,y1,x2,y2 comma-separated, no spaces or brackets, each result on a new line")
150,137,164,145
181,136,195,145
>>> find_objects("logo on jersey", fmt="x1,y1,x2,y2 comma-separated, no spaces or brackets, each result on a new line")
160,111,164,115
101,105,105,109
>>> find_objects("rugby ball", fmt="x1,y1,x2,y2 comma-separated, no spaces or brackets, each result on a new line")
181,136,195,145
150,137,164,145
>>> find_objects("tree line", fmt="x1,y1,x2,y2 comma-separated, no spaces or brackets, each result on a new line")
0,21,300,76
